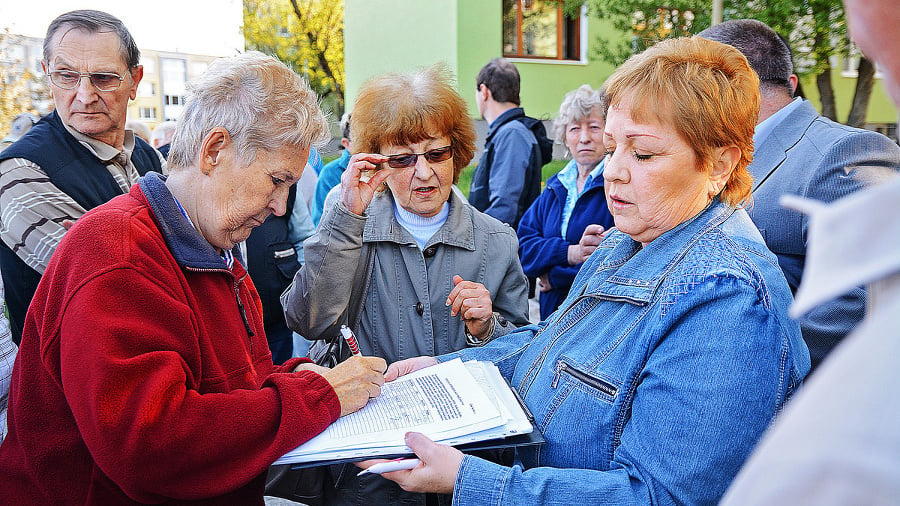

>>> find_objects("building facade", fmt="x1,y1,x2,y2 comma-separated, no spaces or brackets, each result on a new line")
344,0,898,141
1,32,219,132
132,49,218,129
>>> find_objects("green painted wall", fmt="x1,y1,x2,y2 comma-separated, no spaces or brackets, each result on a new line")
345,2,897,129
456,1,622,119
346,0,620,120
344,0,458,110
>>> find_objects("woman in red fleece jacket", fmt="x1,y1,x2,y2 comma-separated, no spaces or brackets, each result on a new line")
0,49,387,504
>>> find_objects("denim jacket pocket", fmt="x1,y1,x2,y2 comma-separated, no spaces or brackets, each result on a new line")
551,357,619,403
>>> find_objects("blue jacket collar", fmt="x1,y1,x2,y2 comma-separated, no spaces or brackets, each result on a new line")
582,199,734,303
545,165,606,198
139,172,229,270
486,107,526,141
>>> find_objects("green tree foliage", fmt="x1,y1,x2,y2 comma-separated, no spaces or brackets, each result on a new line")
243,0,344,115
577,0,875,126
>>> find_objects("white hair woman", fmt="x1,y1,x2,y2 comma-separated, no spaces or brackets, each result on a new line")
518,84,615,320
0,51,387,503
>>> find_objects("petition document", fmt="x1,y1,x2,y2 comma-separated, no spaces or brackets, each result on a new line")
276,359,507,464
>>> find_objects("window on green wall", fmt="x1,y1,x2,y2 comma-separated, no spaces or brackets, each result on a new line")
503,0,582,61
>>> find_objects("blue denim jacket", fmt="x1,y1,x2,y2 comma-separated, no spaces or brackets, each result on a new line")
442,200,810,505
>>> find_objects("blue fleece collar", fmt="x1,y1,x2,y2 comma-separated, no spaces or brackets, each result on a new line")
139,172,228,270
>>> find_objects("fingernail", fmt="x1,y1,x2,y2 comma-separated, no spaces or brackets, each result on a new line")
445,299,451,306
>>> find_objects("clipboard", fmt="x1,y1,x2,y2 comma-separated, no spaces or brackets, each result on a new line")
284,365,544,470
285,428,545,470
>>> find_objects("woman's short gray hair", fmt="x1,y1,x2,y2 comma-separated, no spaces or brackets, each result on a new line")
551,84,606,146
168,51,329,168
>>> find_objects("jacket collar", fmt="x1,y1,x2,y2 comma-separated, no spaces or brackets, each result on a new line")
750,99,819,191
546,161,606,197
362,187,477,251
486,107,526,143
581,199,734,303
138,172,231,270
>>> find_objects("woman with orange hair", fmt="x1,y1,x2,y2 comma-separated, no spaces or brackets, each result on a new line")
282,64,530,505
372,37,810,505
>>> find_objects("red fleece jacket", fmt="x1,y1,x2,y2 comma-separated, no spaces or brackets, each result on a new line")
0,182,341,504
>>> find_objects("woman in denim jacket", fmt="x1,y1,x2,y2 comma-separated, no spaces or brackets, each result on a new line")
371,37,811,505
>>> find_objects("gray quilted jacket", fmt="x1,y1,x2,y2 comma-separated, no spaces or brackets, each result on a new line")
281,187,530,364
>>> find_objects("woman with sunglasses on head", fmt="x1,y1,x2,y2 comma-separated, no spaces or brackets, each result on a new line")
281,64,531,506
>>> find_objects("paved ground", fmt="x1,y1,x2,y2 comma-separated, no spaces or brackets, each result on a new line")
528,296,540,323
265,497,306,506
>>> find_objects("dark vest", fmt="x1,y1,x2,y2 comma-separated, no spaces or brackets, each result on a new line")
468,107,543,230
0,111,163,344
244,185,302,364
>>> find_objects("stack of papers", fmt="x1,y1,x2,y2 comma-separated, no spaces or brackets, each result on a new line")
274,358,535,466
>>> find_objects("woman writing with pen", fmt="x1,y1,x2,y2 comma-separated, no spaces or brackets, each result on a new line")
281,64,531,505
364,37,810,505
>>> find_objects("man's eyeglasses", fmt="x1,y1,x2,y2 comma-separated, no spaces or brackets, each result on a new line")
47,70,126,92
384,145,453,169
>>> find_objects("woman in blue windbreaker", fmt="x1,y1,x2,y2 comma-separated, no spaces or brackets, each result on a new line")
518,84,615,320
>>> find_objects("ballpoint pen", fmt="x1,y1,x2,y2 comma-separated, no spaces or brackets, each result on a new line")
357,458,421,476
340,325,362,356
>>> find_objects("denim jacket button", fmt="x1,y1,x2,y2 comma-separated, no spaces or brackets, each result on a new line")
415,302,424,315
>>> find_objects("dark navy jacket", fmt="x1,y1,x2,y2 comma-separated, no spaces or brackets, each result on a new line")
244,185,302,364
0,111,162,344
517,170,614,320
469,107,542,229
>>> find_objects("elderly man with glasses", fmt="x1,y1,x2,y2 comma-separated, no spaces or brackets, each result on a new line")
0,9,165,345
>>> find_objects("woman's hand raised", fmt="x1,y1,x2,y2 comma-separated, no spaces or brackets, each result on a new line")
567,224,608,265
340,153,392,215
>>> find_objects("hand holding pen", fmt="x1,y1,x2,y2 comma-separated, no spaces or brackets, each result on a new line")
313,326,385,416
359,432,461,494
357,458,421,476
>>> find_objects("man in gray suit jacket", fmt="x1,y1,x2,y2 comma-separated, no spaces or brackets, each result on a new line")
700,19,900,371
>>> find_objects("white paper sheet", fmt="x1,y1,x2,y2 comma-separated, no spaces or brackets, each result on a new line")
275,358,534,465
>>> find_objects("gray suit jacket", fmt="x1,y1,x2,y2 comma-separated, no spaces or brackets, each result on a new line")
749,99,900,368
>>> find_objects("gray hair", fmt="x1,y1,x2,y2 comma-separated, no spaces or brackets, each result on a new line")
698,19,794,95
125,120,151,143
167,51,329,169
44,10,140,69
150,121,177,147
552,84,606,146
340,111,352,141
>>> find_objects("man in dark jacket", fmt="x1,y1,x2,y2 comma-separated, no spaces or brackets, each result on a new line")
0,10,164,344
469,58,542,230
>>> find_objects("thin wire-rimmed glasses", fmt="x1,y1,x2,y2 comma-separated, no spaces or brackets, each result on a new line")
46,70,126,92
384,145,453,169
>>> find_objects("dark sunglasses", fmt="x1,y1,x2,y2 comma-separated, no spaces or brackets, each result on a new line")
384,145,453,169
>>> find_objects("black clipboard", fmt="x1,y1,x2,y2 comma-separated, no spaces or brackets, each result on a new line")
286,428,545,470
286,382,544,470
